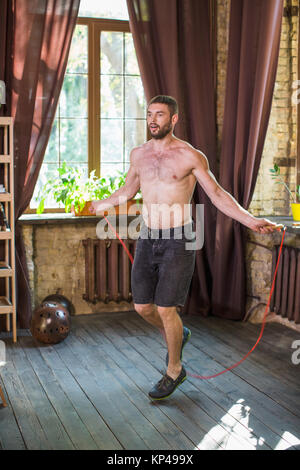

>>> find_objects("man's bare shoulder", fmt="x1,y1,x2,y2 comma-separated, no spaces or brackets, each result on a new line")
130,142,150,161
175,139,208,168
129,146,142,167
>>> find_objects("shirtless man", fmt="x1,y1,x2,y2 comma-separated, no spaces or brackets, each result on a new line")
91,95,279,400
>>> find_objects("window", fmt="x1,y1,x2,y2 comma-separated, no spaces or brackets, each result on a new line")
30,1,147,211
79,0,129,21
99,28,147,177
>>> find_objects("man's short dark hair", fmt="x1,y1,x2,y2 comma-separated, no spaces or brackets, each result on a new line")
148,95,178,117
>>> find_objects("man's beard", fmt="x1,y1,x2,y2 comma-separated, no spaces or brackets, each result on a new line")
149,119,173,139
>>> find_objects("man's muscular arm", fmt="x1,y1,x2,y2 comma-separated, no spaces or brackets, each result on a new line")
90,149,140,215
191,149,281,234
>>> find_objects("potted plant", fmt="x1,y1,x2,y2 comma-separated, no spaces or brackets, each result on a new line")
269,163,300,221
36,162,142,216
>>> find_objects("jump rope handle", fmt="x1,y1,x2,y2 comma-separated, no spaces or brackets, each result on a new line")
275,224,286,232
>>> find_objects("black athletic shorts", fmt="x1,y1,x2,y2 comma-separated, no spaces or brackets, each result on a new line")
131,221,196,307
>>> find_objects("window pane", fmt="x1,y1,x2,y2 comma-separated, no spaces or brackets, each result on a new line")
60,74,88,118
79,0,129,20
101,75,123,118
66,25,88,74
125,120,147,161
101,119,123,163
60,119,88,163
125,76,146,118
31,163,88,209
124,33,140,75
100,30,146,178
101,32,123,75
31,163,64,209
101,162,124,177
44,119,59,163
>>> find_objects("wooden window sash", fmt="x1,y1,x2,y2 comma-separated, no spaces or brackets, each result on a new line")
26,17,131,214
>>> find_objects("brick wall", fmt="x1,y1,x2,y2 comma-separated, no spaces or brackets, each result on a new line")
22,222,136,315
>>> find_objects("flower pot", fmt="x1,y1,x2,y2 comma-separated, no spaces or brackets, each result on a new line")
71,201,93,216
291,203,300,221
71,199,142,217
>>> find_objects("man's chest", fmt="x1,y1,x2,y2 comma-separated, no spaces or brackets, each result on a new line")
137,154,190,184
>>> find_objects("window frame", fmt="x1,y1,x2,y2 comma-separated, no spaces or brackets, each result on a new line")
79,17,131,178
27,17,135,214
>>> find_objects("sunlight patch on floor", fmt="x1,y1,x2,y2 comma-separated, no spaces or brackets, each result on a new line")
194,399,266,450
274,432,300,450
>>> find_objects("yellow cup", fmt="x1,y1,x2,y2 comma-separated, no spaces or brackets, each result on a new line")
291,203,300,221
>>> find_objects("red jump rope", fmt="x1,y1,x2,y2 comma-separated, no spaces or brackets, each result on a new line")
104,215,287,380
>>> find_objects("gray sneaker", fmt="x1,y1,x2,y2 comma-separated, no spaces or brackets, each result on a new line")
165,326,191,366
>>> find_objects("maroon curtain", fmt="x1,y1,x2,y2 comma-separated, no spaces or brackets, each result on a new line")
211,0,284,319
0,1,13,116
2,0,80,327
127,0,218,316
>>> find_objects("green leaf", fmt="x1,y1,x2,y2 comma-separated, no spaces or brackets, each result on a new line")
36,198,45,214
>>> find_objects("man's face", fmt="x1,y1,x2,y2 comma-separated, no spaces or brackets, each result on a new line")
147,103,177,139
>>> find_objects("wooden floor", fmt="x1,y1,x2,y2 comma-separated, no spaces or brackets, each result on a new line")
0,311,300,450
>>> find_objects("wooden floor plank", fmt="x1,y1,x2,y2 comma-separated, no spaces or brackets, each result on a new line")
10,339,74,450
19,335,122,451
65,325,176,450
97,325,223,450
81,319,205,450
176,326,298,447
95,318,259,450
120,327,271,450
242,320,300,350
0,345,51,450
183,342,299,450
185,318,300,418
125,316,299,450
122,317,291,450
54,332,154,450
17,337,100,450
188,316,300,388
0,375,26,450
1,312,299,450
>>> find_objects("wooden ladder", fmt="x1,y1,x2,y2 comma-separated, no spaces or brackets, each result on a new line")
0,117,17,343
